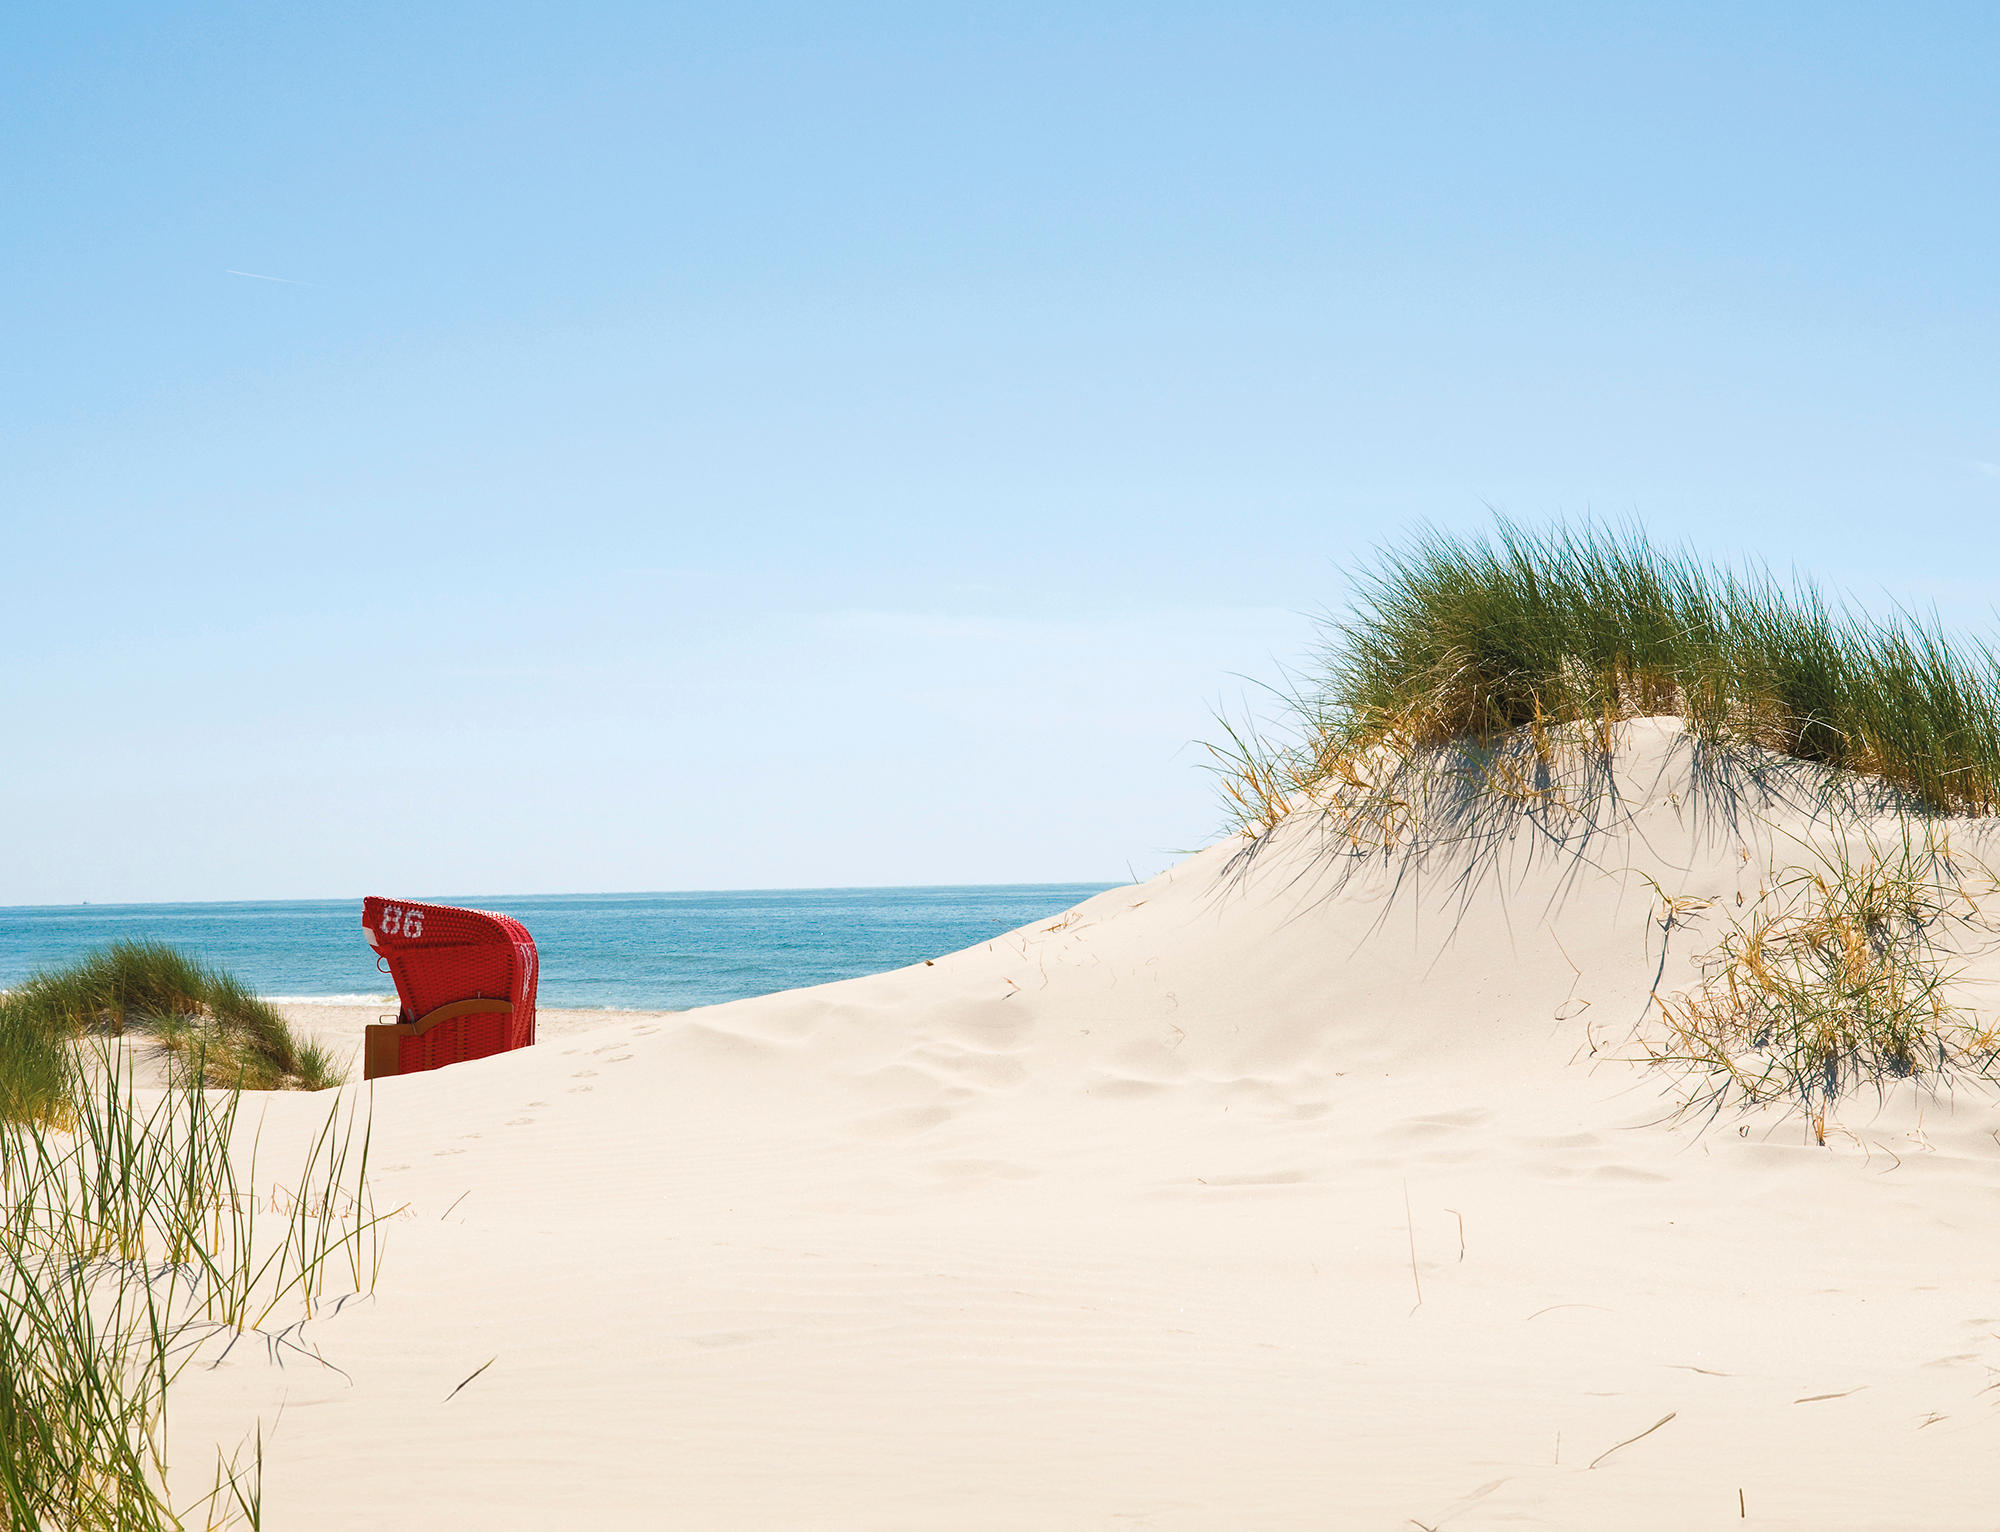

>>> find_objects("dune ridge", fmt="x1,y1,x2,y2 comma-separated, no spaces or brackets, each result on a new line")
169,720,2000,1528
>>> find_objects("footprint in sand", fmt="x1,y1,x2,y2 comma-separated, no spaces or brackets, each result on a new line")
567,1085,594,1094
434,1147,467,1156
525,1100,549,1108
504,1117,534,1127
572,1069,598,1078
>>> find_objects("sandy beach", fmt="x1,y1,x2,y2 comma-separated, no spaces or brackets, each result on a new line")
266,1001,671,1082
150,720,2000,1528
19,12,1997,1526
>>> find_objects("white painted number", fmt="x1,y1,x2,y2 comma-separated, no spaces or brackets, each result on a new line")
379,905,424,939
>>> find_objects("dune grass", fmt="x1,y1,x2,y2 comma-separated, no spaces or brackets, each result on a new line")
0,1046,387,1528
0,1001,71,1133
1211,518,2000,834
0,950,379,1523
0,941,342,1125
1650,825,2000,1131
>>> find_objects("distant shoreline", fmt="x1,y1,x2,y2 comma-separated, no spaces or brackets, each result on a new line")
1,883,1117,1014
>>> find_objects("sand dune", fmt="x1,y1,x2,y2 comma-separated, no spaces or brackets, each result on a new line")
170,720,2000,1528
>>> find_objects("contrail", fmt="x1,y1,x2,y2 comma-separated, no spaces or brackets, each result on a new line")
226,269,315,286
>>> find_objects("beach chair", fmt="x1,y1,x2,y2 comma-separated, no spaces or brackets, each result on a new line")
361,897,539,1080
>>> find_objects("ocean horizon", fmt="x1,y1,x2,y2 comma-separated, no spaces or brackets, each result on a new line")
0,884,1118,1012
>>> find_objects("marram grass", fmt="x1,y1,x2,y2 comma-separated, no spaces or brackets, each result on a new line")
0,1048,388,1528
1211,518,2000,834
1649,824,2000,1131
0,951,375,1523
0,941,342,1126
1208,519,2000,1117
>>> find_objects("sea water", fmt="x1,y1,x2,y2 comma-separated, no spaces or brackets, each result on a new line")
0,886,1114,1011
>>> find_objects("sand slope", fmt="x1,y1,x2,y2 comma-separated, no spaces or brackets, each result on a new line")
172,721,2000,1529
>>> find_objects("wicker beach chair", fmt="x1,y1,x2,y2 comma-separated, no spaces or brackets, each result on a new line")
361,897,539,1080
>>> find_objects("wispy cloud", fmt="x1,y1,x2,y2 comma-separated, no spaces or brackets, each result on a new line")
1967,460,2000,479
226,269,316,287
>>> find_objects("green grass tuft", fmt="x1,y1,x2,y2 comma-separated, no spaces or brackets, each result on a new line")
1211,517,2000,832
0,1001,72,1132
0,1051,388,1528
0,942,343,1125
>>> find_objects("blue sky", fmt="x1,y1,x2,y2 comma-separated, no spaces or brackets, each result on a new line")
6,3,1999,903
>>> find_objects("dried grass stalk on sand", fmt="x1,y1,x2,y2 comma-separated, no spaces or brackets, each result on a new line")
1650,824,2000,1130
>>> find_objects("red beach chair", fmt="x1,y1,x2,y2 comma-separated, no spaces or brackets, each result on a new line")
361,897,539,1080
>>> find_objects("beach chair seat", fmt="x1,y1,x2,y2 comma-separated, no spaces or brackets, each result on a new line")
361,897,539,1079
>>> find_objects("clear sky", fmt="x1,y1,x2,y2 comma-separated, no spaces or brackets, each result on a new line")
7,3,1999,905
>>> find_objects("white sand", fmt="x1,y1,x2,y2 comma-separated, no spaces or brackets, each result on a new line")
266,1001,668,1087
165,720,2000,1528
99,1003,654,1094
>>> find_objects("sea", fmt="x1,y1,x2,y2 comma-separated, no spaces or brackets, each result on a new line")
0,886,1114,1012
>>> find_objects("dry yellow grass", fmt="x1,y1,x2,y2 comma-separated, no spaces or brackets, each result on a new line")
1650,825,2000,1125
